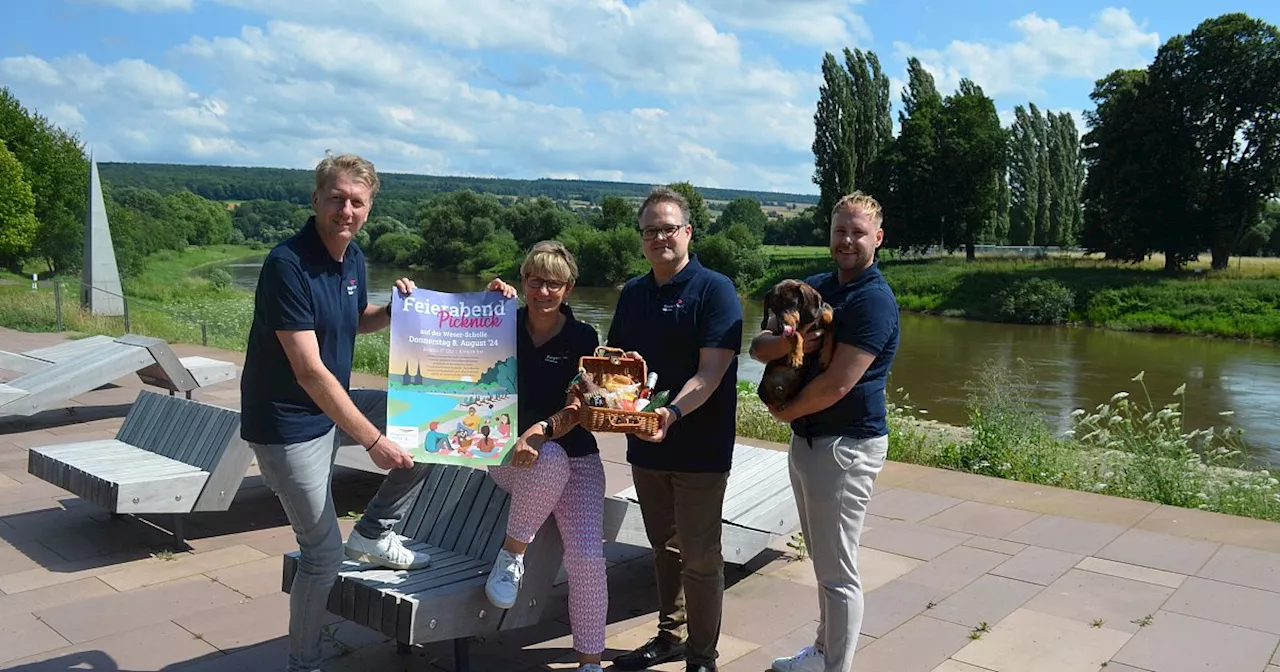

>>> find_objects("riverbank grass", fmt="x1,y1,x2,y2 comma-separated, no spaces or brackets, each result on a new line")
736,360,1280,524
753,252,1280,340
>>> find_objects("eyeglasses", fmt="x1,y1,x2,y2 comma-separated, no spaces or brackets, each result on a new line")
639,225,685,240
525,276,567,291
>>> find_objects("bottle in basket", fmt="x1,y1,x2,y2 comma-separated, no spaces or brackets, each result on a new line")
635,371,658,411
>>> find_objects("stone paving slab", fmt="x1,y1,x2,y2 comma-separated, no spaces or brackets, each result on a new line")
5,327,1280,671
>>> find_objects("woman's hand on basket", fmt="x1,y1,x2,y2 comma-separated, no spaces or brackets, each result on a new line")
487,277,517,299
635,406,673,443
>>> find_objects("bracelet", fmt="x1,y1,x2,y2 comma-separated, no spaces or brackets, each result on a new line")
665,404,683,422
365,433,383,451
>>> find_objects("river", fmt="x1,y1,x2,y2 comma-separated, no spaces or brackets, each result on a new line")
223,258,1280,466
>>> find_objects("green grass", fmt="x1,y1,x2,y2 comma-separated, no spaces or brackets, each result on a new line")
735,360,1280,524
762,245,829,261
0,244,392,376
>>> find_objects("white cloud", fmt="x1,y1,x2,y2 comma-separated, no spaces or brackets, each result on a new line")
196,0,810,105
691,0,870,47
3,10,819,192
894,7,1160,99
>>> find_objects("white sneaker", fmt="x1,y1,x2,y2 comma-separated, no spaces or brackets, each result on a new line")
344,531,430,570
772,645,825,672
485,548,525,609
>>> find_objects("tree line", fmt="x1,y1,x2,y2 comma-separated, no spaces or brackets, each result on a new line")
97,162,818,211
812,11,1280,268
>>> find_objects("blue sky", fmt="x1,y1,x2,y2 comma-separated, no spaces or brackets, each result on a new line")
2,0,1276,195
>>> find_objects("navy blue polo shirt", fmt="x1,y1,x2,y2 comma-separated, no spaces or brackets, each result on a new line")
517,304,600,458
241,217,367,444
607,255,743,473
791,263,900,440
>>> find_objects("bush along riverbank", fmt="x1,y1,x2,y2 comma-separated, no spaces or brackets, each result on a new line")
735,361,1280,524
753,253,1280,341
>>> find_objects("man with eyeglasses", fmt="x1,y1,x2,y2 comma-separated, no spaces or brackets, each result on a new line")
605,186,744,672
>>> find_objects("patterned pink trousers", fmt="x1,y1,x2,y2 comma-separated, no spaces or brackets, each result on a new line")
489,442,607,655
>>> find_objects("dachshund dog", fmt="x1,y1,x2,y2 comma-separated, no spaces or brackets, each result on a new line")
756,279,835,408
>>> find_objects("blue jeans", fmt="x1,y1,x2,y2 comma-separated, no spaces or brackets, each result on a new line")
249,388,430,672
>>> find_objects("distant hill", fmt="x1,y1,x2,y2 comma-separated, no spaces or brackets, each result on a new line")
97,161,819,208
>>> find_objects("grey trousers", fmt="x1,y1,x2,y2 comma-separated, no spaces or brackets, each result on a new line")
788,433,889,672
249,388,431,672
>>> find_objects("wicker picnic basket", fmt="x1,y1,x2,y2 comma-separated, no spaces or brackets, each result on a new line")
575,346,663,434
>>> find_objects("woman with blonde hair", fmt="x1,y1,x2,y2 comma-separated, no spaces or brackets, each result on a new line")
485,240,608,672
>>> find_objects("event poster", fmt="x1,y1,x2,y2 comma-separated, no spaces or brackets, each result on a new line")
386,288,518,466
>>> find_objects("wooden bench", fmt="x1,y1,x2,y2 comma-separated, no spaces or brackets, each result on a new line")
281,463,564,671
26,390,253,548
603,442,798,567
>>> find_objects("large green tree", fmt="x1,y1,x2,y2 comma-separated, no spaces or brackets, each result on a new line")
937,79,1007,260
811,48,892,227
501,196,579,250
416,190,504,269
1148,13,1280,269
593,195,635,230
1080,69,1201,271
0,87,89,273
1007,104,1043,246
882,57,944,252
711,197,767,240
166,190,234,246
665,181,711,234
0,139,38,267
1008,105,1085,247
845,49,893,197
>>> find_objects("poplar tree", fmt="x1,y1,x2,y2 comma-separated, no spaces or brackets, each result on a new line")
811,48,892,227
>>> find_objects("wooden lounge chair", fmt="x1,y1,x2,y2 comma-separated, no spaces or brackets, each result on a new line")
0,334,237,418
26,390,253,549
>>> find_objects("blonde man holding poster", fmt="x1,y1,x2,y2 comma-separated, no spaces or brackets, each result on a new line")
484,240,609,672
239,152,430,672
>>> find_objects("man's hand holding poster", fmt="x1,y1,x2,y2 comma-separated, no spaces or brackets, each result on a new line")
386,288,518,466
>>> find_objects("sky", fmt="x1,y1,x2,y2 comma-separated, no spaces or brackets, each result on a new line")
1,1,1276,195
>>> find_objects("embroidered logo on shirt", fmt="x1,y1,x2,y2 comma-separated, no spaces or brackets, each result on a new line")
347,278,357,296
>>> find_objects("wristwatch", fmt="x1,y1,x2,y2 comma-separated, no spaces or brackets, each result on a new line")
384,302,392,317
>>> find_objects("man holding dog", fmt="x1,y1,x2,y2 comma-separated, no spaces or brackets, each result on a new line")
605,186,743,672
749,191,900,672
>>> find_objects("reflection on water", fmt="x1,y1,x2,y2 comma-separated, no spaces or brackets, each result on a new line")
227,257,1280,465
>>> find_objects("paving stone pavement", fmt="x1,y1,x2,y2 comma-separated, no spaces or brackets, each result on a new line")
4,327,1280,671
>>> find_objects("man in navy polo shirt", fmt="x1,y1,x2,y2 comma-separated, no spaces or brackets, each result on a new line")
749,191,899,672
606,186,743,672
240,152,430,672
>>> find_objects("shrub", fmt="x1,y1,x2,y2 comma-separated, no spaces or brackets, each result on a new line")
202,267,233,290
994,277,1075,324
